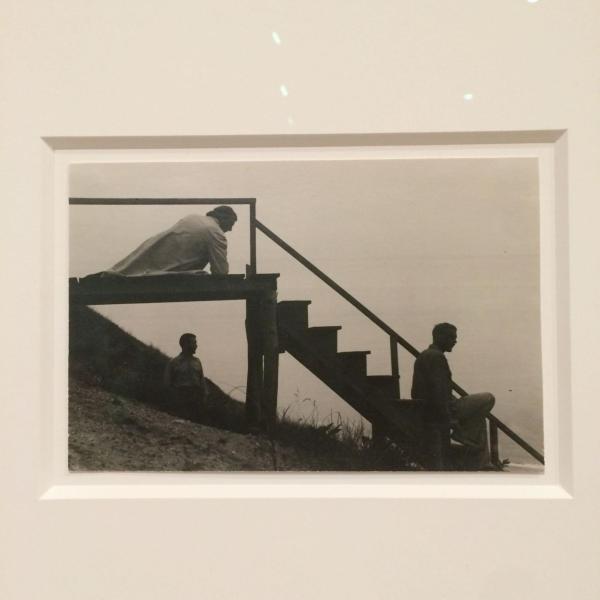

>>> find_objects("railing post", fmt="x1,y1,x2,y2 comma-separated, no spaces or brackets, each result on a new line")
389,336,400,398
489,420,499,466
249,200,257,276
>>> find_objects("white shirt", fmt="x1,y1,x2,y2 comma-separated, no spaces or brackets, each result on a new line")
108,214,229,275
163,353,205,389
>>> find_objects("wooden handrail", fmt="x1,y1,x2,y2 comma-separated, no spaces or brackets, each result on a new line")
69,197,256,205
256,220,421,357
256,219,545,466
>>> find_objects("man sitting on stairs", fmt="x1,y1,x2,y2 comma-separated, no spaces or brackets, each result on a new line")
411,322,495,470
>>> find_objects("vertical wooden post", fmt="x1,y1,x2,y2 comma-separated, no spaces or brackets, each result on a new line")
389,336,400,398
249,200,257,276
245,296,262,427
371,422,386,454
489,420,500,466
261,289,279,429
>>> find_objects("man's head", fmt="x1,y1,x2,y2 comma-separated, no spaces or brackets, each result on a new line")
207,205,237,233
432,322,458,352
179,333,198,355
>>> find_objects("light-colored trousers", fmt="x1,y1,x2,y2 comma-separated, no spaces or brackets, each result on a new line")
453,392,496,466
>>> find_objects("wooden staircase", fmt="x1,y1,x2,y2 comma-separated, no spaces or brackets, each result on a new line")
259,218,544,467
277,300,423,445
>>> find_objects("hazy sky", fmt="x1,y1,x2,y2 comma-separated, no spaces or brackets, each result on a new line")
70,157,542,463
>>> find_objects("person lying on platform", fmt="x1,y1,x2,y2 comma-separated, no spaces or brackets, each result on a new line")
163,333,208,422
107,205,237,276
411,322,495,470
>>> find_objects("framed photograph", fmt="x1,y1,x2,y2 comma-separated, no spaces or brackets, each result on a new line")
4,3,598,600
46,133,565,497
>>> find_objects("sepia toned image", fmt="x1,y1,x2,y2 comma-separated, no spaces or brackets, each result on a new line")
68,157,544,473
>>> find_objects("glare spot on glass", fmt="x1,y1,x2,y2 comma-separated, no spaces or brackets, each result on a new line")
527,0,539,3
280,84,289,97
272,31,282,45
463,93,474,101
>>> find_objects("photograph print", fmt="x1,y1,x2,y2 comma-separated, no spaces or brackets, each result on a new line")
68,156,544,473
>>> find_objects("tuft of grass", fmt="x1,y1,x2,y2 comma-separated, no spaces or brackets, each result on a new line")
272,396,413,471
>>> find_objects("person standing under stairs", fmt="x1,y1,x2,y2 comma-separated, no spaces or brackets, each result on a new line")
411,322,495,470
163,333,208,422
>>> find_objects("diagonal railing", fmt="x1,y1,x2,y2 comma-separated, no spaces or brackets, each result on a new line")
256,219,544,466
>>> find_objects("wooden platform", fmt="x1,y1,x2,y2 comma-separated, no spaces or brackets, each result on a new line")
69,271,281,429
69,272,279,305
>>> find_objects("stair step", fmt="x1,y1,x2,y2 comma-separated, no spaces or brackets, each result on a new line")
306,326,342,357
280,329,418,440
337,351,371,380
278,300,312,331
367,375,400,398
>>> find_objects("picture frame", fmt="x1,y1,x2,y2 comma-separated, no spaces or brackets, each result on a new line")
4,3,598,599
43,131,568,499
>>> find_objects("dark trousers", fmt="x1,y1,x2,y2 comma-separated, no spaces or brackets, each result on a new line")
422,424,452,470
166,387,204,422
